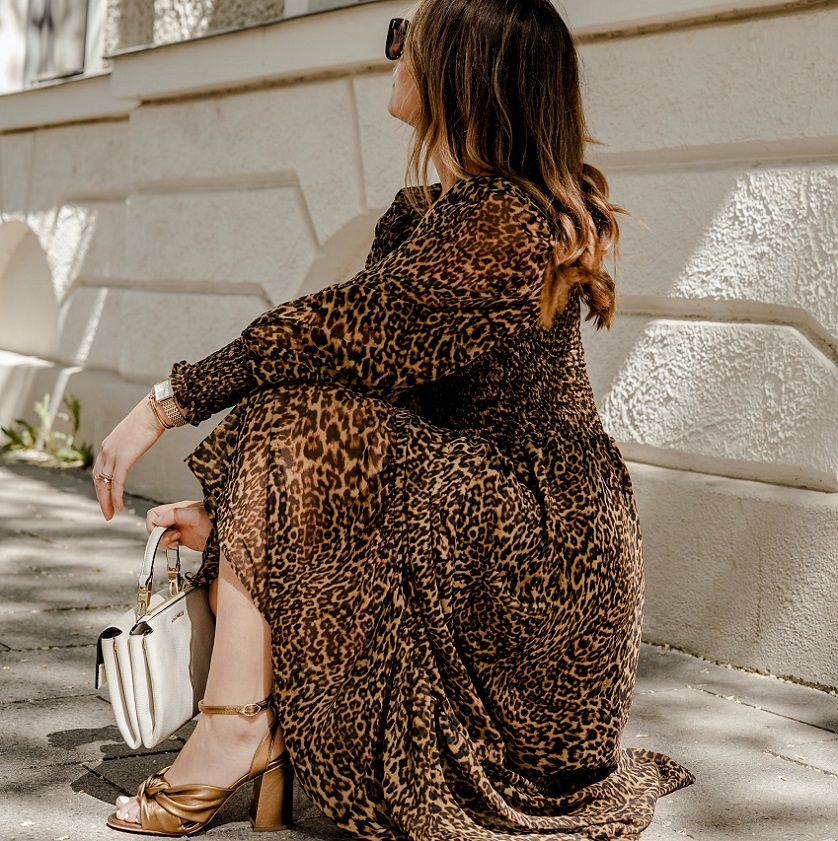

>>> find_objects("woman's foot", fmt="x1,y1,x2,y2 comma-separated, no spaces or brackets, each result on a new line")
113,705,286,826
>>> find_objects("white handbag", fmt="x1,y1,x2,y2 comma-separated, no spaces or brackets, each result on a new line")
95,526,215,749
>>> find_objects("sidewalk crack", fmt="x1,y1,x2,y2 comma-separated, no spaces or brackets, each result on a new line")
2,527,69,548
84,744,187,767
697,688,838,736
1,642,96,652
764,749,838,778
40,603,129,614
0,691,100,707
654,824,698,839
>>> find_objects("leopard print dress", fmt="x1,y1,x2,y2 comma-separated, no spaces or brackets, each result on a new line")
170,175,694,841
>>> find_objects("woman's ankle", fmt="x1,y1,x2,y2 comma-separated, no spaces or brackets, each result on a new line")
199,708,286,754
201,708,267,738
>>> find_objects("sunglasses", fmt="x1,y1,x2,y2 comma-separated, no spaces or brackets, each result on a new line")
386,18,409,61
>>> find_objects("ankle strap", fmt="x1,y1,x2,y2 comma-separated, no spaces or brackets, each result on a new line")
198,697,272,717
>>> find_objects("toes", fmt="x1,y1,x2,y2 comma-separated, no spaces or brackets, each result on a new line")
114,794,129,821
127,798,141,824
114,795,141,825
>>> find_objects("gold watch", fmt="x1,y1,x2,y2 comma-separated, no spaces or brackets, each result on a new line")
151,379,187,428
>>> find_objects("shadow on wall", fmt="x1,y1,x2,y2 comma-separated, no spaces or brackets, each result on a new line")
0,221,58,358
0,208,100,430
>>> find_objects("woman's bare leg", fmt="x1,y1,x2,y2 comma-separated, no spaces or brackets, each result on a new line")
115,553,285,824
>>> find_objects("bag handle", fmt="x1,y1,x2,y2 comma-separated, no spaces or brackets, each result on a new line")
137,526,183,619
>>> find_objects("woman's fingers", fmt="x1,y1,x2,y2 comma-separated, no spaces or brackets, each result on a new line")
144,501,210,553
147,505,176,531
93,395,166,520
109,469,127,514
146,507,179,548
92,465,117,521
92,462,126,519
146,501,202,531
146,502,205,549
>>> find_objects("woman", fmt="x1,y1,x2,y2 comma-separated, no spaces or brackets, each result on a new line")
94,0,694,837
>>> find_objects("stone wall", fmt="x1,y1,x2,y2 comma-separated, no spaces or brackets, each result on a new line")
0,0,836,688
575,4,838,687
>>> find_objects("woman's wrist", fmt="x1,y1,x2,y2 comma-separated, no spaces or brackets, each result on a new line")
147,392,170,430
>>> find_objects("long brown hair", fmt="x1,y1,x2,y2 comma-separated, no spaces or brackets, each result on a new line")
404,0,622,330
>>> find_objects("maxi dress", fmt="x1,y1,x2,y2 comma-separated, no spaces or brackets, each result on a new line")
169,175,695,841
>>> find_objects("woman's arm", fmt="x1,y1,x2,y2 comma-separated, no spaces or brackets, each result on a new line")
93,179,550,518
171,179,551,423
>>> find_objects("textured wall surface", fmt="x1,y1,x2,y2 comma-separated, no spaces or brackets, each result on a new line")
105,0,381,50
574,4,838,686
633,462,838,690
0,0,836,687
152,0,286,45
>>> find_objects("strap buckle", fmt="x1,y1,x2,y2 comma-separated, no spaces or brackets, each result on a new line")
198,698,271,717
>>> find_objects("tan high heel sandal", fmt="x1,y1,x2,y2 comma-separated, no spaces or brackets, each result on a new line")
107,697,293,836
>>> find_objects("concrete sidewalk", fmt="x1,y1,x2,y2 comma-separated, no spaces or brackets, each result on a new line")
0,460,836,841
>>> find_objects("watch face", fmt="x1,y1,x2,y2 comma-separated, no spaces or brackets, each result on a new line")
154,380,174,402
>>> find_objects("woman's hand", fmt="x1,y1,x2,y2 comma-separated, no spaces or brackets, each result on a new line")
93,395,165,520
146,500,212,553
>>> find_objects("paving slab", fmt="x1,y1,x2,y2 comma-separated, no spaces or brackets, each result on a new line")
637,646,838,733
0,604,137,652
2,461,838,841
0,694,187,771
626,682,838,840
0,544,203,615
630,689,838,836
0,759,351,841
0,645,99,701
0,762,119,841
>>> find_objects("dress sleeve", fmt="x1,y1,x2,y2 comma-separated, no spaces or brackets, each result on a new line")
170,180,552,423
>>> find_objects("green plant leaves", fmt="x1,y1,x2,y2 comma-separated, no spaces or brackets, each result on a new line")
0,393,94,468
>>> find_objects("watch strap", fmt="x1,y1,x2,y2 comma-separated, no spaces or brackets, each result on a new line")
150,380,188,428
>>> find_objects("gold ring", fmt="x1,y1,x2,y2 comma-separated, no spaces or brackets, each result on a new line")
96,472,114,484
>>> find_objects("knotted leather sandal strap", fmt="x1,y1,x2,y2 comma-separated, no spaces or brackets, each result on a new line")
198,697,271,717
137,769,236,835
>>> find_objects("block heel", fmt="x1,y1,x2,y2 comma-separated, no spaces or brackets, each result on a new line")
250,751,294,832
106,696,291,836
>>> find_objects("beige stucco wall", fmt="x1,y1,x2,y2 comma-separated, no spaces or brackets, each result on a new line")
0,0,836,688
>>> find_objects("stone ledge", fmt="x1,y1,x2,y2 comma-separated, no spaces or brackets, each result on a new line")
584,6,838,154
0,74,128,133
565,0,832,36
629,460,838,688
107,1,404,103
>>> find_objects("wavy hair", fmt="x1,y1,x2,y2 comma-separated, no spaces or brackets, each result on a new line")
403,0,623,329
